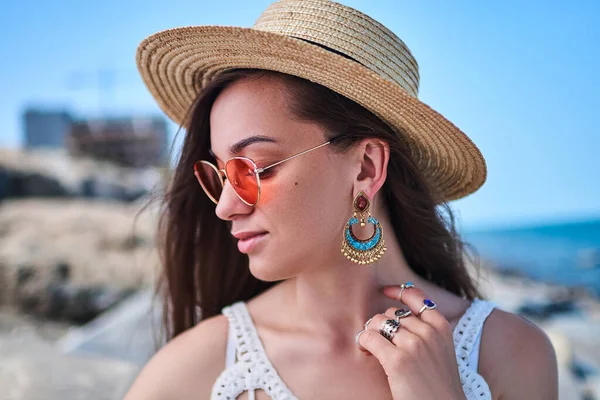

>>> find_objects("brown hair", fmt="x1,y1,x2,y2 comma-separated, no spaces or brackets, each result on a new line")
155,69,484,342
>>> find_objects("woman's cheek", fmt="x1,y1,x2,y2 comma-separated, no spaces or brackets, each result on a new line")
255,179,281,206
258,175,302,206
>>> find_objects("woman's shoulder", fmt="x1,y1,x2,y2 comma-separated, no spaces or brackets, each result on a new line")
123,313,230,400
479,306,558,399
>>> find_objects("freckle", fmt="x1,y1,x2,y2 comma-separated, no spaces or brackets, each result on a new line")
294,182,298,186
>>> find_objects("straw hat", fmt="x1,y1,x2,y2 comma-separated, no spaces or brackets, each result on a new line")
136,0,487,201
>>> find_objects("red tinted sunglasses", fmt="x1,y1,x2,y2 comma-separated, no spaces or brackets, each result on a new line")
194,135,344,206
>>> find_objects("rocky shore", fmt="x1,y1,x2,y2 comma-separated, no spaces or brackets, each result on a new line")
0,199,159,322
0,198,159,400
0,148,162,202
472,264,600,399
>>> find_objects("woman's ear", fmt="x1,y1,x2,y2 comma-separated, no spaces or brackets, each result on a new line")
354,138,390,199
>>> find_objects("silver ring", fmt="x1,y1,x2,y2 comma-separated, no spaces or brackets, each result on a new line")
398,281,415,303
364,313,386,330
394,308,412,322
417,299,437,318
379,319,400,341
355,329,368,351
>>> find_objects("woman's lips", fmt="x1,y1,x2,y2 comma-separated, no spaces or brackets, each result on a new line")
237,232,268,253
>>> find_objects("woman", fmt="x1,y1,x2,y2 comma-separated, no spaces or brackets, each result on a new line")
126,1,558,399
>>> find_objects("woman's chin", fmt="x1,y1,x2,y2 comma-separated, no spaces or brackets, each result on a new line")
248,258,292,282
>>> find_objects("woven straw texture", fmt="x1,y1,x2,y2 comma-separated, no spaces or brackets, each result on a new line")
136,0,487,201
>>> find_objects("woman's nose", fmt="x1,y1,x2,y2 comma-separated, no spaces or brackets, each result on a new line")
215,179,253,220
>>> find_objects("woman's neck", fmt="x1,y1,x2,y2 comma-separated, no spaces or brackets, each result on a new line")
272,213,416,330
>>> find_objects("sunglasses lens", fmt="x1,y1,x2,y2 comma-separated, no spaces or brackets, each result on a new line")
194,161,222,204
226,158,259,205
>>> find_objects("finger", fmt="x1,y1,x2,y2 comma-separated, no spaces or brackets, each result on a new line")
382,282,416,303
382,307,433,344
364,313,386,330
364,312,421,348
354,329,372,355
366,313,395,331
382,306,412,320
356,323,398,362
384,286,449,331
359,312,386,356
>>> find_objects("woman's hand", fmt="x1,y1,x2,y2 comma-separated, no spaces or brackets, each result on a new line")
356,284,466,400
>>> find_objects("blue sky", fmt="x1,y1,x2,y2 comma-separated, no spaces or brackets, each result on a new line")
1,0,598,229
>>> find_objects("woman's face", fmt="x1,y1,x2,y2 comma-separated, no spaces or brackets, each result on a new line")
209,75,356,281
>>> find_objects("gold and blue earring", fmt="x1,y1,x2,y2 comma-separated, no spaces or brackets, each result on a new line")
341,191,386,265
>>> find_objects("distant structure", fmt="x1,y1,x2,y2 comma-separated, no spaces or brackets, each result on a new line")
23,108,73,149
68,116,170,168
21,107,170,168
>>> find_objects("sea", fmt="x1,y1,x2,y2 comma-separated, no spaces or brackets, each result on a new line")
463,218,600,297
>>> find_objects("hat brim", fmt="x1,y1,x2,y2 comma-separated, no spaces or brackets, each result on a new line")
136,26,486,201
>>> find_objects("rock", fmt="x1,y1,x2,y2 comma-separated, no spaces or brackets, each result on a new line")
492,264,529,279
0,199,159,323
12,262,141,323
0,167,72,198
571,357,598,382
82,177,150,202
544,314,600,373
0,168,8,199
517,299,578,320
0,148,163,202
470,262,600,399
558,363,585,400
581,375,600,400
45,282,136,323
0,307,70,343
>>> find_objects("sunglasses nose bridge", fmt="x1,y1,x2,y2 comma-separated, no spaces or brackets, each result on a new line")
218,168,227,183
225,159,260,206
218,171,258,208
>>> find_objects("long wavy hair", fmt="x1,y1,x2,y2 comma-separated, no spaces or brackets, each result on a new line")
154,69,484,342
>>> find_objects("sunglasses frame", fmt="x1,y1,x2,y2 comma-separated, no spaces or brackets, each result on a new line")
194,134,345,206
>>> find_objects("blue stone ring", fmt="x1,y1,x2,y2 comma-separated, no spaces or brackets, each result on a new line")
417,299,437,318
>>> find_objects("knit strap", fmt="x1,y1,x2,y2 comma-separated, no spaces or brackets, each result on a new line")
210,302,298,400
453,298,497,400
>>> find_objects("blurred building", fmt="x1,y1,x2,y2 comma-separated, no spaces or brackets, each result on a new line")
23,108,73,149
68,116,169,168
21,106,170,168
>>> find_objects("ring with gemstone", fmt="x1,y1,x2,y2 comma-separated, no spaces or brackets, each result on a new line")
379,319,400,341
394,308,412,322
398,281,415,303
417,299,437,317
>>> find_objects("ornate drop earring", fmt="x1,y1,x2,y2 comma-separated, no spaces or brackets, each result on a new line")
341,191,387,265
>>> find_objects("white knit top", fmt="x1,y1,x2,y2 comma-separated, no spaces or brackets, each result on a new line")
211,298,497,400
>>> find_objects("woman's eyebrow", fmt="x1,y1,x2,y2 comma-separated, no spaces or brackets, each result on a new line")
229,135,278,154
209,135,279,161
